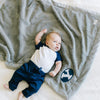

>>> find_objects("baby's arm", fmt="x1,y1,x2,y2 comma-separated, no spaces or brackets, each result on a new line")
35,29,47,45
49,61,62,77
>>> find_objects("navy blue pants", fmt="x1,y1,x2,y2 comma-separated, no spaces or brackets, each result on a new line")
9,60,45,98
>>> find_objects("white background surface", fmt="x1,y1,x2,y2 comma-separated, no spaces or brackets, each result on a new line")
0,0,100,100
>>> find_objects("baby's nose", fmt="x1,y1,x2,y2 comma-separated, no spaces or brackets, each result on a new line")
56,43,59,46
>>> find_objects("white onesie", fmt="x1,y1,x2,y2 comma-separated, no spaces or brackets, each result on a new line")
31,42,62,73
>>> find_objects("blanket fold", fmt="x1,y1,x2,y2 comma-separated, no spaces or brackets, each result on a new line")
0,0,100,99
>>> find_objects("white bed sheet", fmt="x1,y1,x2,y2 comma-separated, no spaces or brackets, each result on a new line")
0,0,100,100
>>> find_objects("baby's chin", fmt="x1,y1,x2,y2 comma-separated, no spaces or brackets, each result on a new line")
50,48,58,52
54,48,60,52
49,47,60,52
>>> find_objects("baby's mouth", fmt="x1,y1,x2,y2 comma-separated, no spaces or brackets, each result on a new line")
55,47,59,50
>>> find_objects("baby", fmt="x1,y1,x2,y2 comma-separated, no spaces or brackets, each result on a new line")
4,29,62,100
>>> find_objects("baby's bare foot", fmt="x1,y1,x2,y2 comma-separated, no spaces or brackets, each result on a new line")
3,84,10,90
17,92,24,100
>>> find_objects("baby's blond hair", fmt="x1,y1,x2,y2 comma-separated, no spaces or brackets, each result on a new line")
46,32,61,41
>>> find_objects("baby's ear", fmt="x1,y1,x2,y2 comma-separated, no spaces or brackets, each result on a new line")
45,40,48,45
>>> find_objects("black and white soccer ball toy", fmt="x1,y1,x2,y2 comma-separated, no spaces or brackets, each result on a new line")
61,68,74,82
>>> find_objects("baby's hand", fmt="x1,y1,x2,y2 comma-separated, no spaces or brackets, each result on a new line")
49,71,56,77
41,29,47,33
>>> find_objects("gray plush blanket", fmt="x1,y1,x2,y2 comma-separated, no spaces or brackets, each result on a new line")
0,0,100,99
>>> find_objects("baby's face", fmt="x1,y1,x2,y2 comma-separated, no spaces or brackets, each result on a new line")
46,33,61,52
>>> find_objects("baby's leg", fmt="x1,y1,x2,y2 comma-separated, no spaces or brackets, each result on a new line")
17,92,24,100
4,71,23,91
